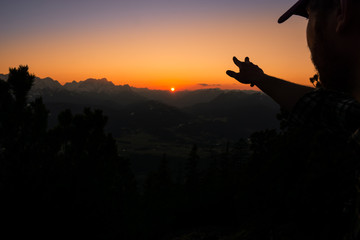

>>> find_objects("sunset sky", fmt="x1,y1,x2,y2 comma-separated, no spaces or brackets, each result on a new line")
0,0,316,90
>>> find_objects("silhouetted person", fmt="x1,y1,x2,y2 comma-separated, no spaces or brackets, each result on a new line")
227,0,360,129
227,0,360,239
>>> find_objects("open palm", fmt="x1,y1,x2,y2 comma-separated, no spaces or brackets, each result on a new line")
226,57,264,86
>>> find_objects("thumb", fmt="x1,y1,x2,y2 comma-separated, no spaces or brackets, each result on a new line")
226,70,238,79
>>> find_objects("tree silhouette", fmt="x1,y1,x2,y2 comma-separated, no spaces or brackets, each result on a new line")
0,66,138,239
8,65,34,107
184,144,199,193
142,154,180,239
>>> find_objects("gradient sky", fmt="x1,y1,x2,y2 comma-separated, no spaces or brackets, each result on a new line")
0,0,316,90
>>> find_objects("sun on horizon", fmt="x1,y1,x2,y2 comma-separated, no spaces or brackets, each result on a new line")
171,87,175,92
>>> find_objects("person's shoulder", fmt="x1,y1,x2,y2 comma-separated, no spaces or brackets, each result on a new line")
299,87,355,103
288,87,360,133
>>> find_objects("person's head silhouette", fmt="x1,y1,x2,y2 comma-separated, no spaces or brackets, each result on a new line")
279,0,360,94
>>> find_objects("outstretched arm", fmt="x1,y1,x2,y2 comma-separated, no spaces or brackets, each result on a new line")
227,56,314,111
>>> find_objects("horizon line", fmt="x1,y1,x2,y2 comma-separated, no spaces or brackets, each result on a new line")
0,72,259,92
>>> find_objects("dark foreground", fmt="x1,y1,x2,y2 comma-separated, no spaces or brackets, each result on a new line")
1,66,358,239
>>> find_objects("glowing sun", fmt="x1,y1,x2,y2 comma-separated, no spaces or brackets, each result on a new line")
170,87,175,92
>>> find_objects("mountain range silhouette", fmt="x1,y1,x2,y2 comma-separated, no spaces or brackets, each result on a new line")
0,74,280,139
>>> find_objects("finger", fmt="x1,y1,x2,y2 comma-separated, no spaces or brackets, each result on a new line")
245,57,250,63
233,56,243,68
226,70,239,79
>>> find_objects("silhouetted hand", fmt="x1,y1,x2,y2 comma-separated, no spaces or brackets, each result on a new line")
226,56,264,87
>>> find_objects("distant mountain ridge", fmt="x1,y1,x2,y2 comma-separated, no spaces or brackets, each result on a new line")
31,77,132,93
33,77,62,91
28,77,144,109
0,74,8,81
1,74,259,108
1,74,280,138
27,76,259,108
63,78,133,94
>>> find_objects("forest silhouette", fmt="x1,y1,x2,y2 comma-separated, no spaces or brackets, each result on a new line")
0,66,359,239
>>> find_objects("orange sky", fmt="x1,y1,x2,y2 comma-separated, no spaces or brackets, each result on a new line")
0,1,316,91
